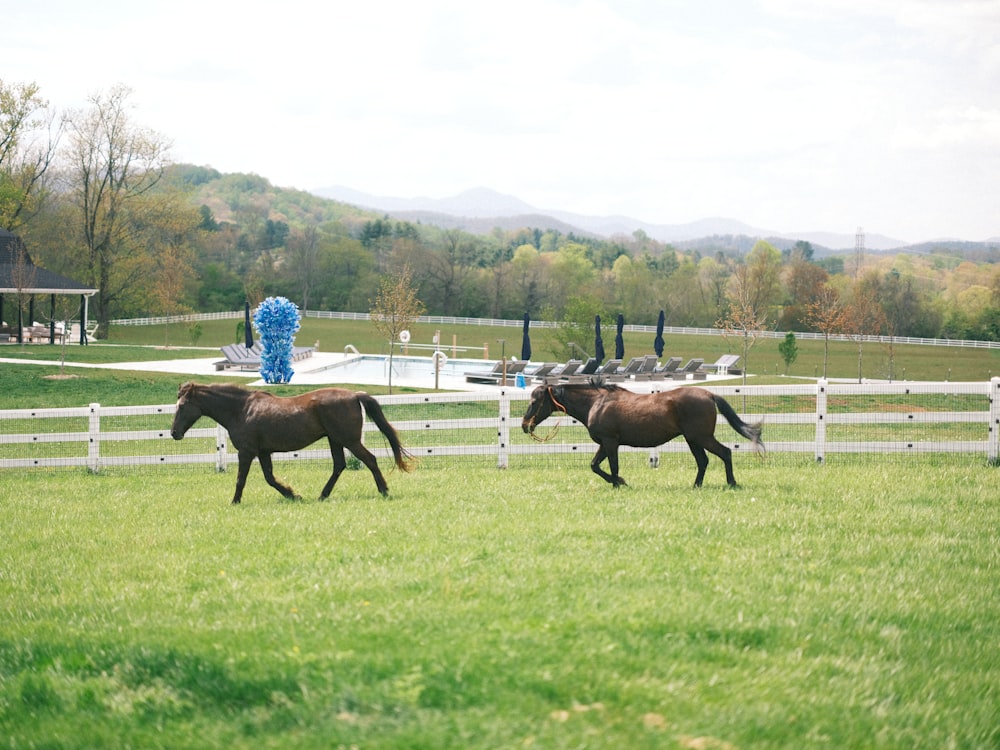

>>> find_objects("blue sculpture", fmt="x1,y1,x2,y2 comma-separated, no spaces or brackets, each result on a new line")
252,296,301,384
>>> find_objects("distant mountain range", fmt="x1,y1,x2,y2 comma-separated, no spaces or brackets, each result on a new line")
312,185,926,252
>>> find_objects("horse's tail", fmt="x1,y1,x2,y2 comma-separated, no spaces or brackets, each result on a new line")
713,394,765,456
359,394,417,472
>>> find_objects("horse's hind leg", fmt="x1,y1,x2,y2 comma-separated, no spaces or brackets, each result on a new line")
319,443,347,500
347,442,390,497
591,444,626,487
684,439,711,487
258,453,301,500
696,436,738,487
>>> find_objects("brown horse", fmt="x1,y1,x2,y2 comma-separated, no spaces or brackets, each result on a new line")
522,382,763,488
171,382,415,503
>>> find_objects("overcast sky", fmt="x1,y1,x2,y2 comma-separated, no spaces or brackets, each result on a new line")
4,0,999,243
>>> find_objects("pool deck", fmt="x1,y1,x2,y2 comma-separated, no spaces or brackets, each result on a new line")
2,350,733,393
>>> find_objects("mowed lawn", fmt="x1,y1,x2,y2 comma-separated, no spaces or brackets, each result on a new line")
2,455,997,749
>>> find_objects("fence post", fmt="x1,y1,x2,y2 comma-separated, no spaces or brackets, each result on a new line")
88,403,101,473
216,424,229,472
815,380,827,464
497,388,511,469
989,377,1000,465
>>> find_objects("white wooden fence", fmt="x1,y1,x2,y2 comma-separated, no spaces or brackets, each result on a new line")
2,380,998,471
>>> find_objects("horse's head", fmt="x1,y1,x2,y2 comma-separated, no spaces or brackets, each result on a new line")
170,382,203,440
521,385,562,436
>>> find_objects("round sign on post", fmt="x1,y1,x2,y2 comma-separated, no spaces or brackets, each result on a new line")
399,330,411,344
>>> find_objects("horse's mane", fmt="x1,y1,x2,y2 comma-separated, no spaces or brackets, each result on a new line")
563,379,625,393
183,381,251,398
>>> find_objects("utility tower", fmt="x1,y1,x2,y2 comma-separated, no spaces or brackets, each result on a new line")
854,226,865,277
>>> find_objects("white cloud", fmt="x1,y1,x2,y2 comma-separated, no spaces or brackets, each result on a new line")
2,0,998,240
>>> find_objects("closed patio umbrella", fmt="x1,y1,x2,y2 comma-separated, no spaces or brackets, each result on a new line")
521,312,531,361
654,309,665,357
615,313,625,360
244,300,254,349
594,315,605,364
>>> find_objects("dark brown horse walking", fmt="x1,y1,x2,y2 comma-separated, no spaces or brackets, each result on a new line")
171,382,415,503
522,382,763,488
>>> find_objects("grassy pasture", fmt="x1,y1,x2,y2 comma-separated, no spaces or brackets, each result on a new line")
1,456,998,749
1,321,998,747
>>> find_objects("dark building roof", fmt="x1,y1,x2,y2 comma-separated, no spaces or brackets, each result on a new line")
0,229,98,295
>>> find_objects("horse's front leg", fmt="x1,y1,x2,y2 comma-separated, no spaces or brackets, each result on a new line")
258,453,301,500
591,443,627,487
231,451,255,504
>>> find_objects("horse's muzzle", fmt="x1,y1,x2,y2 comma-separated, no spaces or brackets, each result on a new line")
522,419,534,434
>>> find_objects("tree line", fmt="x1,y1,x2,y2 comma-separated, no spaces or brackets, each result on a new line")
3,79,999,346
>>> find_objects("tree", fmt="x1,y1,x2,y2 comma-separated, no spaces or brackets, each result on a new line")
742,240,783,316
285,225,319,312
64,85,173,337
369,266,425,393
0,79,62,232
804,284,849,378
778,332,798,374
717,254,773,386
844,278,886,383
150,242,194,346
779,252,828,330
7,236,36,346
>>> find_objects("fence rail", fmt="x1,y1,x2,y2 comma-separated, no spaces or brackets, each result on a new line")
110,310,1000,350
2,380,998,471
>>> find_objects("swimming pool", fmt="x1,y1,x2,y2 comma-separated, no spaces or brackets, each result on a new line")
311,353,496,384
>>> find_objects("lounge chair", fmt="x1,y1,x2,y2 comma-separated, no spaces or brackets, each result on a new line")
526,362,560,382
632,355,659,378
216,343,261,371
465,359,527,385
565,358,621,383
607,357,645,381
636,356,682,380
700,354,741,376
669,358,706,380
465,360,505,383
596,358,623,376
543,359,583,384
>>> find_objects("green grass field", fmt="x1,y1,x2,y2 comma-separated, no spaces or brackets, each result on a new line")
2,458,997,749
2,319,998,747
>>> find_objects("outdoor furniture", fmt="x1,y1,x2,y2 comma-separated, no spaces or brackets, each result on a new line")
542,359,583,384
216,342,315,371
607,357,645,381
526,362,560,382
669,358,706,380
574,358,600,377
216,343,261,371
626,355,659,379
465,360,506,383
566,358,622,383
700,354,741,376
636,356,682,380
464,359,527,385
